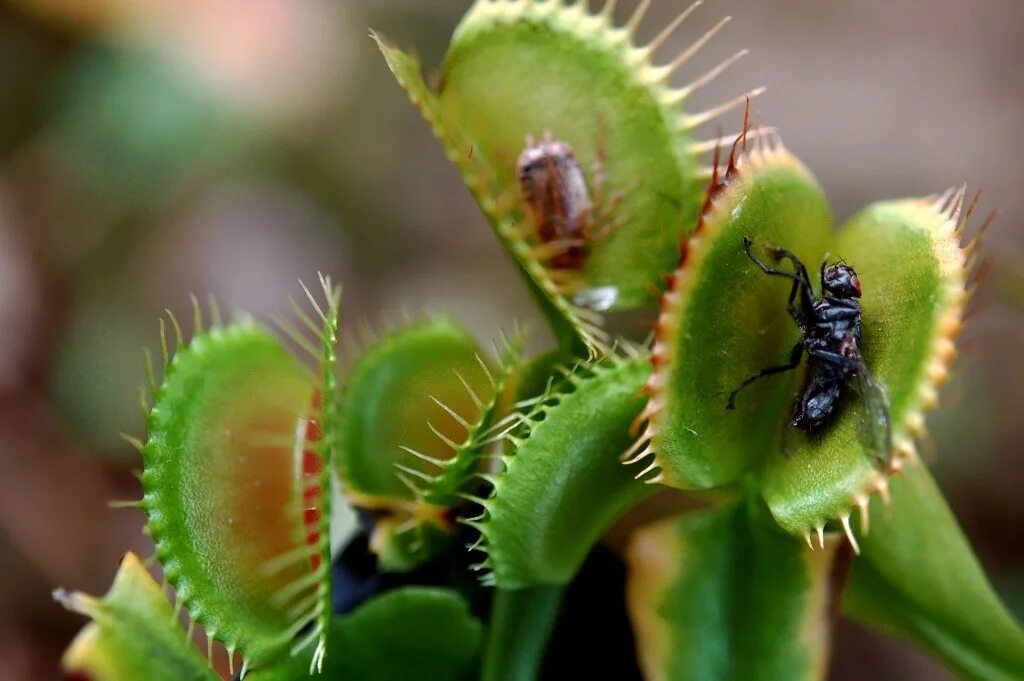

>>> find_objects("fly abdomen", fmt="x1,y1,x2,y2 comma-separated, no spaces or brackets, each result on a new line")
517,136,591,270
791,365,843,431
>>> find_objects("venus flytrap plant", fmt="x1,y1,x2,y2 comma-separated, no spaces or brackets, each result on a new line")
626,134,977,547
375,0,764,356
139,278,339,674
59,2,1024,680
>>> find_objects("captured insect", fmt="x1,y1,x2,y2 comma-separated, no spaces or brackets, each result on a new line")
516,134,591,270
726,236,892,466
515,132,626,310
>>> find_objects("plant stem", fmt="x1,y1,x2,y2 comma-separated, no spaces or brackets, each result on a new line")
481,585,565,681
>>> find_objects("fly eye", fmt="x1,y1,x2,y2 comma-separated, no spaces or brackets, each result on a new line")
851,274,862,296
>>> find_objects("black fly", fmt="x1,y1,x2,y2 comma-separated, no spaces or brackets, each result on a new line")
726,236,891,466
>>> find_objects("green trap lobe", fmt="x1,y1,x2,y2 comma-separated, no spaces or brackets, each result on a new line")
762,196,967,536
336,317,490,504
647,147,831,490
143,322,317,664
336,317,490,571
440,2,699,309
376,0,751,355
482,356,653,588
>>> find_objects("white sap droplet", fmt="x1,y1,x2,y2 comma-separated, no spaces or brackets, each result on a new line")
573,285,619,311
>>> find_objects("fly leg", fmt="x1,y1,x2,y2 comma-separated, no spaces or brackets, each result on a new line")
743,238,811,285
726,342,804,410
766,244,817,323
767,245,812,285
742,237,815,327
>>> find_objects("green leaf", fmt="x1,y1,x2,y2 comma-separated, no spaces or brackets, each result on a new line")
476,352,653,588
844,455,1024,681
762,193,970,541
376,0,760,352
335,317,493,571
625,497,839,681
58,552,219,681
139,291,338,669
635,141,832,489
248,588,483,681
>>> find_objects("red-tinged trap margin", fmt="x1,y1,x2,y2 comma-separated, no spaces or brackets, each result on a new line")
302,389,324,572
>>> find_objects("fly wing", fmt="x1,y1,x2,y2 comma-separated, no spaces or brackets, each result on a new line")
850,359,892,469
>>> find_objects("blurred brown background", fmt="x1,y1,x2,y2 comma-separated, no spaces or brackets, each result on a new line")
0,1,1020,679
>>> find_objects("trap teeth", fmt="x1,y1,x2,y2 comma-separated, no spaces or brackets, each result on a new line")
895,438,916,460
904,412,925,437
855,493,871,535
840,513,860,554
935,337,957,362
939,314,963,338
928,361,950,387
875,478,891,507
